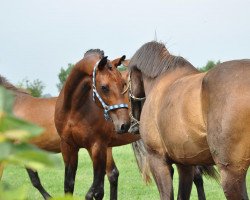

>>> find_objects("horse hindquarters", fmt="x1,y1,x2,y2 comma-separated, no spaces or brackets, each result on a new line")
206,119,250,200
202,65,250,200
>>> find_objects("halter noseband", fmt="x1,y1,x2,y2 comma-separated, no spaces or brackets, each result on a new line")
92,60,128,121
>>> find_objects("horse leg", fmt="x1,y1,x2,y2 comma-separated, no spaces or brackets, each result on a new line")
26,168,51,200
147,153,174,200
106,147,119,200
0,164,4,180
193,167,206,200
61,141,79,194
85,143,107,200
219,165,248,200
176,164,194,200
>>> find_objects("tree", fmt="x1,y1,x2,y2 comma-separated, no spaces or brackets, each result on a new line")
18,79,45,97
117,64,127,72
56,64,74,92
198,60,220,72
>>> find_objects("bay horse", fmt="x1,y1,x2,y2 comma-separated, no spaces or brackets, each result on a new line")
0,50,139,200
54,49,141,200
128,41,250,200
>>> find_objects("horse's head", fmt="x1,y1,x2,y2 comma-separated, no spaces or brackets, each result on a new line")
127,66,146,134
92,55,130,133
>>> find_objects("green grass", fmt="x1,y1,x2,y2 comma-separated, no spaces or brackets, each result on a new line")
2,145,250,200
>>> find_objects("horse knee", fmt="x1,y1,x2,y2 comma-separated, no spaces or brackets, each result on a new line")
108,167,119,185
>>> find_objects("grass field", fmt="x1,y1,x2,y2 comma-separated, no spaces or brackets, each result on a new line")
2,145,250,200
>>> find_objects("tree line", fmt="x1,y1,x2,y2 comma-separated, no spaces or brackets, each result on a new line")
19,60,219,97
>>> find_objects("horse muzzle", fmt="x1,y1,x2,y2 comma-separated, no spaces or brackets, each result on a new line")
114,121,130,134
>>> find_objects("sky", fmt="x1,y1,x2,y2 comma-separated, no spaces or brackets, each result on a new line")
1,0,250,95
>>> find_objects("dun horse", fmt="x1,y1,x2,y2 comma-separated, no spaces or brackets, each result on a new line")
0,50,139,200
128,41,250,200
122,59,219,200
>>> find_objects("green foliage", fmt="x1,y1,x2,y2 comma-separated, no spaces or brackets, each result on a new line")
117,64,127,72
57,64,74,91
198,60,220,72
0,184,27,200
17,79,45,97
0,86,58,200
0,86,57,169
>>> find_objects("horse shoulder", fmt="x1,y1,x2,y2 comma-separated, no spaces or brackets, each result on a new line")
139,81,171,157
156,73,213,164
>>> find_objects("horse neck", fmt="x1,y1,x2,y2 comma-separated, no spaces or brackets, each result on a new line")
61,56,97,110
142,64,199,96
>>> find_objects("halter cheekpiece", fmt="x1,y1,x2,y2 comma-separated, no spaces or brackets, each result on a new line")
92,60,128,120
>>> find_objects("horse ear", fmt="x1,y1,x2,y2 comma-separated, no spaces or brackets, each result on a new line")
112,55,126,68
98,56,108,71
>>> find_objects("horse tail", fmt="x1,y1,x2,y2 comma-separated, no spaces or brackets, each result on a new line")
132,140,152,184
194,165,220,183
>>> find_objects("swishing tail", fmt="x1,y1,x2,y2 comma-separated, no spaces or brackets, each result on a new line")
194,165,220,183
132,140,152,184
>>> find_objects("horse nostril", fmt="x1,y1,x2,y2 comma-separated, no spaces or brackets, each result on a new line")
120,123,129,133
121,124,125,132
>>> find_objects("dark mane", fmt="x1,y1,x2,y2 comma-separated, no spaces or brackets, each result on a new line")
84,49,105,59
129,41,194,78
84,48,113,68
0,75,29,94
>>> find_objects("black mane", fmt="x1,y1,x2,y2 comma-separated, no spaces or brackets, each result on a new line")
84,49,105,59
0,75,29,94
129,41,194,78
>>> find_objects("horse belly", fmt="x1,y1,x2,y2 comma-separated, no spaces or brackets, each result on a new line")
13,97,61,153
158,74,214,165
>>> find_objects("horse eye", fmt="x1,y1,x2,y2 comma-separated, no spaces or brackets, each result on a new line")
101,85,109,93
